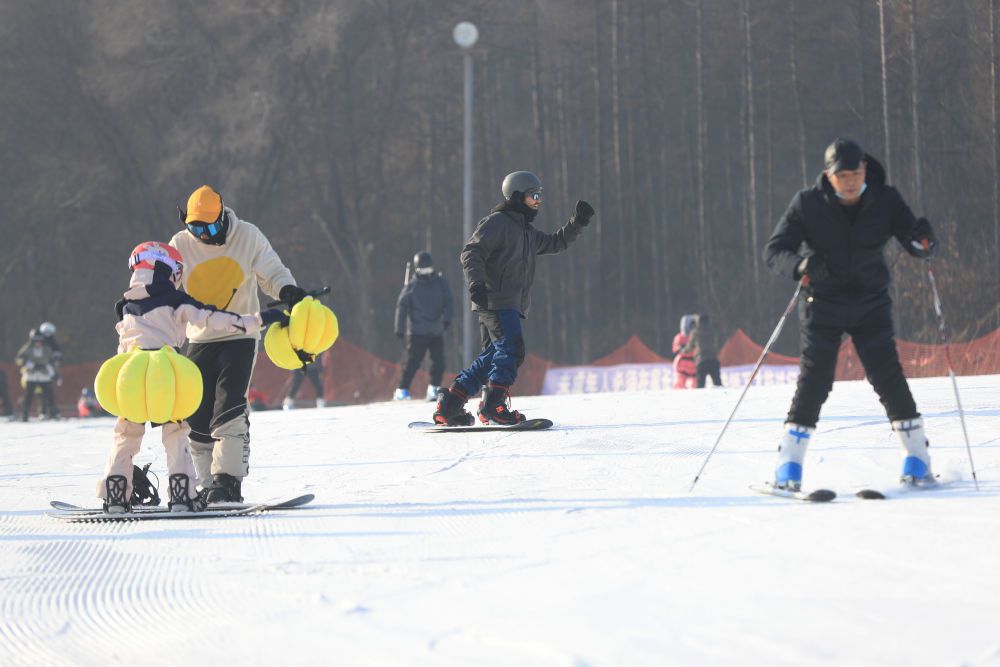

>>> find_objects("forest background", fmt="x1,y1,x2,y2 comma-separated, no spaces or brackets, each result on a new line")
2,0,998,369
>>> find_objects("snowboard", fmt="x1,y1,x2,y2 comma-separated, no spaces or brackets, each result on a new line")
750,482,836,502
408,418,553,433
47,493,315,522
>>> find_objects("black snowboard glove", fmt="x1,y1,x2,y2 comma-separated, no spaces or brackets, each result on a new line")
571,200,596,227
908,217,938,259
469,282,489,309
260,309,290,327
279,284,308,308
796,255,830,283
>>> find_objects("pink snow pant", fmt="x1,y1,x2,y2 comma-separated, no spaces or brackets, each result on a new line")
96,418,199,500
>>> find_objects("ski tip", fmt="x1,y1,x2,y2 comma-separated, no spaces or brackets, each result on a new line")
806,489,837,502
855,489,886,500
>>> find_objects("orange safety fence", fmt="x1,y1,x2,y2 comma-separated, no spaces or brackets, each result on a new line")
3,329,998,415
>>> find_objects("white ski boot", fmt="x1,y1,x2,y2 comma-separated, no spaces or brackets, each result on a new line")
773,423,813,491
425,385,441,401
893,417,935,485
393,388,411,401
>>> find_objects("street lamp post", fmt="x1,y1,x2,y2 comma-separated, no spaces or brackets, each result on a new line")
454,21,478,365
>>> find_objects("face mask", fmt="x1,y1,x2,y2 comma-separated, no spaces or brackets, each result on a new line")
835,182,866,200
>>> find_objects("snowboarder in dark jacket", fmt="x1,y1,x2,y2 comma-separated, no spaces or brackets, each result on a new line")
763,138,938,490
394,251,453,401
433,171,595,425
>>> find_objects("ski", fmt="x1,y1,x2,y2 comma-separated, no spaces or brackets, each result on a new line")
750,483,836,502
408,418,553,433
47,493,315,521
856,479,947,500
855,489,887,500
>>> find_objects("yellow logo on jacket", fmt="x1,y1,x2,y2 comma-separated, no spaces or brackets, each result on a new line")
185,256,245,309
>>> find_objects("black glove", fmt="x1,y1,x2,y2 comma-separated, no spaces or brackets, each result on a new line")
571,200,595,227
469,282,489,309
796,255,830,282
260,309,290,327
908,217,937,258
279,284,308,308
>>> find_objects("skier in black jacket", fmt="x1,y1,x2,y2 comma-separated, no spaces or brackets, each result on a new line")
763,138,938,490
433,171,595,425
394,251,453,401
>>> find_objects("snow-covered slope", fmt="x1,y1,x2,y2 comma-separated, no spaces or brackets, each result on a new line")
2,375,998,666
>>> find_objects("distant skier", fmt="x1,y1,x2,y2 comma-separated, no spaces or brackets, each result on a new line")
98,241,287,513
77,387,108,418
763,138,938,490
0,369,12,418
684,314,722,388
171,185,305,502
672,315,697,389
283,352,326,409
394,251,453,401
433,171,595,425
15,331,58,421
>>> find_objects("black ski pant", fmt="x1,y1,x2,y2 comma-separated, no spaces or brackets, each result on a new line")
787,292,917,427
288,362,324,399
186,338,256,441
399,334,445,389
696,359,722,388
0,370,12,416
21,381,55,421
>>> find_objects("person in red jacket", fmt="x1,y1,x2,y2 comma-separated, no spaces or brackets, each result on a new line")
672,315,697,389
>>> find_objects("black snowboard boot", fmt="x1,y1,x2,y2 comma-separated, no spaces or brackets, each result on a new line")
103,474,131,514
432,386,476,426
478,383,526,425
202,473,243,504
168,473,207,512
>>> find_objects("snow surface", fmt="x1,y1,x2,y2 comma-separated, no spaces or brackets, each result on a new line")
2,375,999,666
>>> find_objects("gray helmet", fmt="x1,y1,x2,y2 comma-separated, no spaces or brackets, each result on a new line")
501,171,542,201
413,251,433,275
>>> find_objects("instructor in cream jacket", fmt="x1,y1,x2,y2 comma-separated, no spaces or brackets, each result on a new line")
170,185,307,503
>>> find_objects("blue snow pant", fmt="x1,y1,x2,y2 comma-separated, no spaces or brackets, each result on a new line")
455,309,525,394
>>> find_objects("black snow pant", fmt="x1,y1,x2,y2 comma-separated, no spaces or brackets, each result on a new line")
21,381,55,421
399,334,445,389
696,359,722,388
787,291,918,427
0,370,12,416
186,338,256,442
288,361,324,399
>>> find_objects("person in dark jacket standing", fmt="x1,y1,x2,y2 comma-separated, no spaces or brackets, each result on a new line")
394,251,453,401
684,314,722,388
433,171,595,425
763,138,938,491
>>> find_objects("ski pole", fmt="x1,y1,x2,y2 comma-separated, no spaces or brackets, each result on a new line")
689,278,805,492
923,251,979,490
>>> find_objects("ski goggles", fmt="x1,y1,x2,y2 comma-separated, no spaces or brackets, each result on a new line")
528,189,543,202
185,219,224,240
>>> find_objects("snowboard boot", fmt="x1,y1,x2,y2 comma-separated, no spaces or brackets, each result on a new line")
103,474,131,514
893,417,935,486
432,386,476,426
773,423,813,491
202,473,243,504
168,473,207,512
478,383,527,426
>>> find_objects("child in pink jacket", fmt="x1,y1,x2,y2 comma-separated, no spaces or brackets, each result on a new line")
97,242,287,513
672,315,697,389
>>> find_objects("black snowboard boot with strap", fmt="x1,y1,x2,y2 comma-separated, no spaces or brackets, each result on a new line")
433,386,476,426
478,383,526,425
203,473,243,503
168,473,207,512
103,474,131,514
